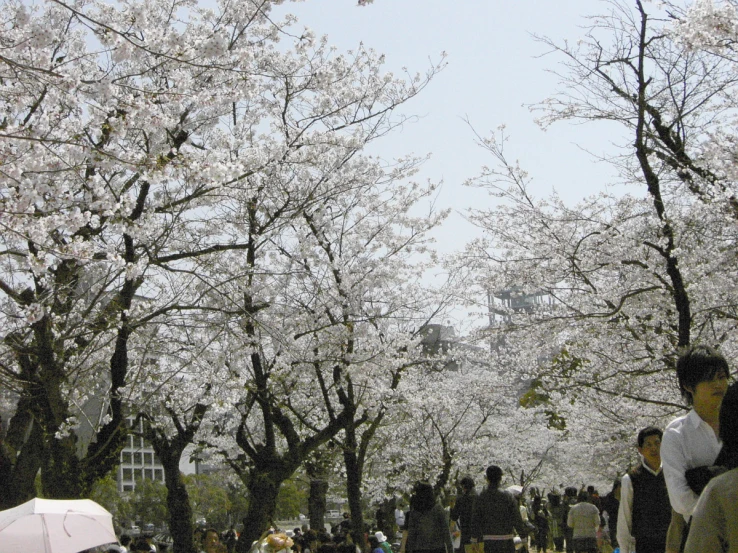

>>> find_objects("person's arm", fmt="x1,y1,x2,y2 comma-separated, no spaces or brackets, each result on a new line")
567,507,574,529
440,508,454,553
470,494,482,542
661,427,699,518
616,474,634,553
511,495,532,537
405,512,415,553
591,506,601,532
683,483,723,553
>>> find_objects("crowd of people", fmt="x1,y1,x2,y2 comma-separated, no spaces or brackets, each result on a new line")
104,345,735,553
444,345,737,553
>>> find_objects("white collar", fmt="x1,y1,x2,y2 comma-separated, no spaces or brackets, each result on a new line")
640,455,662,476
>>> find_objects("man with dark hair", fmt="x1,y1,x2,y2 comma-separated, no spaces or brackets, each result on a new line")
684,381,738,552
617,427,671,553
470,465,532,553
451,476,477,553
661,345,729,522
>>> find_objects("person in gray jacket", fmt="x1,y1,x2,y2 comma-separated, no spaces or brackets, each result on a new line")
470,466,533,553
406,481,454,553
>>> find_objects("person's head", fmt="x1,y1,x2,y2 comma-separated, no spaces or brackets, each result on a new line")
131,539,150,553
677,345,730,406
459,475,475,493
337,545,355,553
485,465,503,488
204,529,220,553
547,492,561,508
368,536,379,550
636,426,663,469
411,481,436,512
577,490,589,503
194,528,205,546
304,530,318,546
120,535,132,547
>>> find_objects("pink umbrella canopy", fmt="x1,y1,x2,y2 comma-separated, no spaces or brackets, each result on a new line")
0,498,118,553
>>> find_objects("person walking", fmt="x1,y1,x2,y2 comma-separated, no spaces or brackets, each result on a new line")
470,465,533,553
566,491,600,553
660,345,729,552
684,381,738,553
406,482,455,553
616,427,671,553
451,476,477,553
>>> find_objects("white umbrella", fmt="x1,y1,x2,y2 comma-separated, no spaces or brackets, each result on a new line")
506,485,524,496
0,498,118,553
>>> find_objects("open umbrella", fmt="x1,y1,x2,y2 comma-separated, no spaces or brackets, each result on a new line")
505,485,524,496
0,498,118,553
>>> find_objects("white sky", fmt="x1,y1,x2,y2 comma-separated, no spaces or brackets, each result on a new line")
274,0,627,257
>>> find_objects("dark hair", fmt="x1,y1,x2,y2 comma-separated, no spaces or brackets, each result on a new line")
637,426,663,447
368,537,379,548
677,345,730,404
547,492,561,507
411,481,436,513
120,535,132,547
720,381,738,468
317,545,336,553
485,465,502,488
564,487,577,498
459,476,475,492
131,539,150,552
337,545,355,553
577,490,589,503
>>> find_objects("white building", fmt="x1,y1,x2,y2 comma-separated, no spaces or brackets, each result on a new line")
117,417,198,492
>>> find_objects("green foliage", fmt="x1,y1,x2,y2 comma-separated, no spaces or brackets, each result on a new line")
129,478,169,528
89,472,132,527
185,474,232,529
275,477,308,520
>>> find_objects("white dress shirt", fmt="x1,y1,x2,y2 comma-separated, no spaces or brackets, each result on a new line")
616,458,662,553
660,409,722,519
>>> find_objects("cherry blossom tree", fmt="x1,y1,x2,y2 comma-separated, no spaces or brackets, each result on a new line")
0,0,443,517
453,0,738,468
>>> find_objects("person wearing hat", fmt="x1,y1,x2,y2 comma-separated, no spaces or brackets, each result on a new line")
374,532,392,553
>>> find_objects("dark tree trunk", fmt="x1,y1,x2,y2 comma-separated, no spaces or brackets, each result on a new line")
142,402,208,553
308,476,329,533
0,413,44,509
342,423,365,549
161,453,195,553
236,469,284,553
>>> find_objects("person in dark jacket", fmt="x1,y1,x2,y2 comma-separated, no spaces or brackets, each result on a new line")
450,476,477,553
406,481,454,553
470,466,533,553
600,480,620,549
